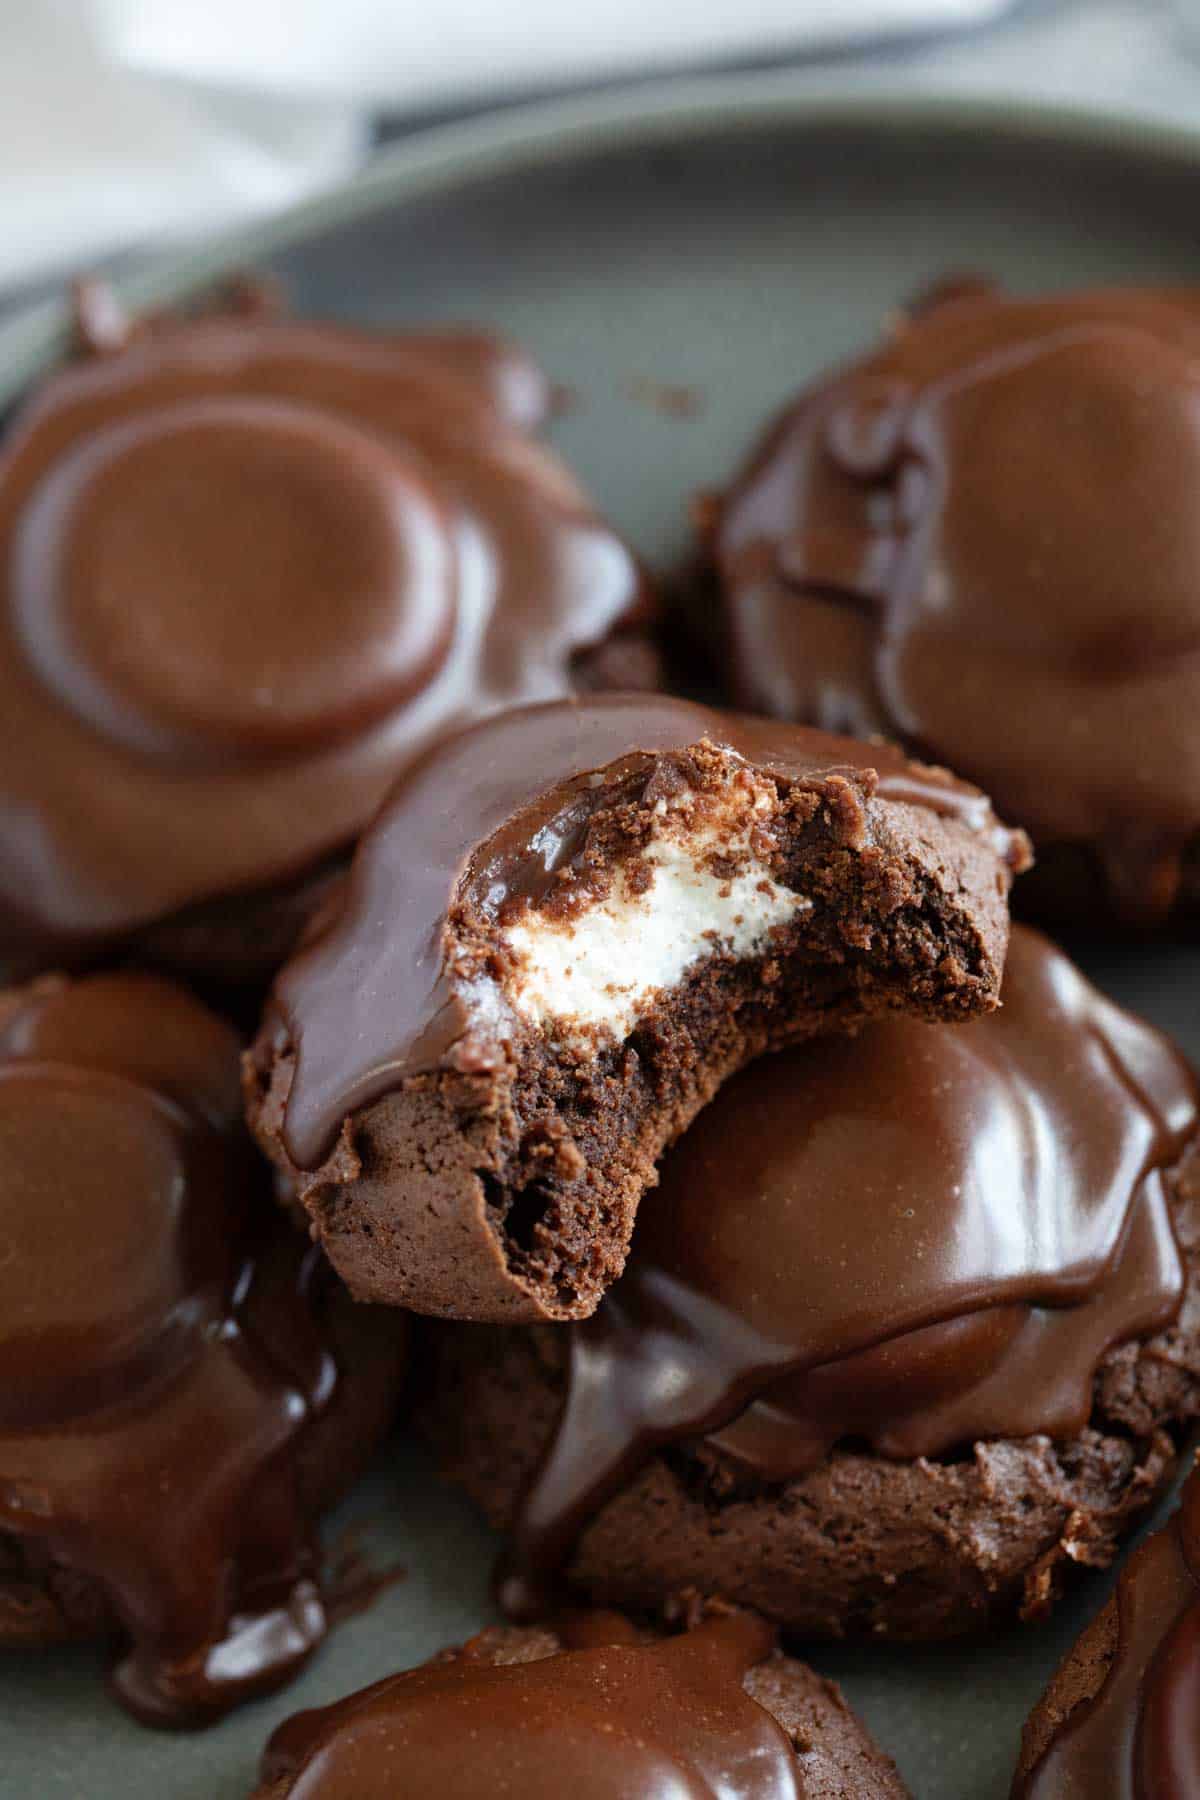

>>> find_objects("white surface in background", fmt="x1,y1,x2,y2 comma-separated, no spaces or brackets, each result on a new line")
1,0,1009,289
99,0,1013,105
0,1,364,289
899,0,1200,113
1,1,1199,292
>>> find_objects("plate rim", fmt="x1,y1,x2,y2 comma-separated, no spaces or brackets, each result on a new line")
4,68,1200,403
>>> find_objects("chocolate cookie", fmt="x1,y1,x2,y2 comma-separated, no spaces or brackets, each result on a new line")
1014,1462,1200,1797
247,693,1026,1323
0,970,407,1725
253,1609,909,1798
420,927,1200,1638
709,279,1200,928
0,299,652,984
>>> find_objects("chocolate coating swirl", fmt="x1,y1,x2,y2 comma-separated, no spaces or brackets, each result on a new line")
0,314,649,971
259,1611,798,1800
0,971,405,1725
714,282,1200,926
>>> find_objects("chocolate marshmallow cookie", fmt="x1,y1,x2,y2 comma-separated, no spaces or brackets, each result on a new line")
422,927,1200,1638
253,1609,909,1798
0,302,651,983
710,280,1200,927
247,693,1026,1323
1014,1463,1200,1798
0,971,406,1725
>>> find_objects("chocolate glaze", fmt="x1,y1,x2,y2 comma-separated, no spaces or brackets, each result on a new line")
1018,1467,1200,1798
0,312,649,967
268,693,1025,1170
498,927,1196,1617
259,1610,798,1799
716,282,1200,924
0,972,402,1725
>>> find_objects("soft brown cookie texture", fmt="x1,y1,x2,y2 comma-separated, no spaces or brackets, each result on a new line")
1014,1598,1122,1791
246,694,1025,1325
1013,1463,1200,1796
418,929,1200,1640
419,1261,1200,1643
252,1612,910,1798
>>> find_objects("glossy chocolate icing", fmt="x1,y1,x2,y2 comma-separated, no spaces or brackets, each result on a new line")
260,1610,798,1799
1018,1467,1200,1798
269,693,1024,1169
0,971,399,1724
716,282,1200,923
0,311,648,966
498,927,1197,1617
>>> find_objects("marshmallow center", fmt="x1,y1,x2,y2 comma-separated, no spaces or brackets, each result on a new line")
501,800,808,1037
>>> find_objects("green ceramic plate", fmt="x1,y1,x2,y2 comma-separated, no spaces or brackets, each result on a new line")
5,69,1200,1798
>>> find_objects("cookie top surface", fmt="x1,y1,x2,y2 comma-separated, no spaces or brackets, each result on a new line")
0,970,400,1723
0,313,646,964
264,692,1025,1171
257,1611,841,1798
1016,1465,1200,1798
498,926,1198,1614
716,281,1200,923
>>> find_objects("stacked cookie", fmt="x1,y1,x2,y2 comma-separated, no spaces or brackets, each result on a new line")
4,278,1200,1796
418,925,1200,1642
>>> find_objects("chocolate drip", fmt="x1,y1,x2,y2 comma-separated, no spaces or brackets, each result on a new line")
270,692,1024,1169
260,1610,798,1798
0,312,647,966
1018,1470,1200,1798
717,284,1200,923
498,928,1195,1617
0,972,401,1724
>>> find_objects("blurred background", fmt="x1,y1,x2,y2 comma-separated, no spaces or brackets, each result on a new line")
3,0,1199,311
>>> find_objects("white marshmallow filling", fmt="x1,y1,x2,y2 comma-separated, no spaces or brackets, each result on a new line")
498,790,810,1038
